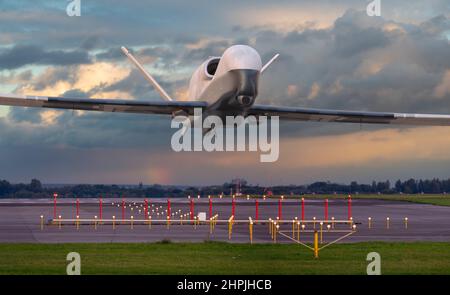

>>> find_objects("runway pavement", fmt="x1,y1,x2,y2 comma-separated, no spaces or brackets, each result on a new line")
0,198,449,243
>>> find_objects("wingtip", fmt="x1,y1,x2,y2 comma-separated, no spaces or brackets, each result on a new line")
120,46,129,54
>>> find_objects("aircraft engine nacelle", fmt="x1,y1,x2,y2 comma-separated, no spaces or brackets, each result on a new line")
187,57,221,100
203,57,220,79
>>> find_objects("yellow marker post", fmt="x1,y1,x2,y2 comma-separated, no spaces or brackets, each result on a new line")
58,215,62,230
313,217,316,229
40,215,44,231
94,216,97,230
228,216,233,240
130,216,134,230
314,231,319,258
349,217,353,229
386,217,390,229
404,217,408,229
148,216,152,229
268,218,272,235
296,221,300,240
331,217,335,229
76,215,80,230
368,217,372,229
166,216,170,229
112,216,116,230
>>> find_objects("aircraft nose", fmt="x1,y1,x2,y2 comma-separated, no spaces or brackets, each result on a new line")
217,45,262,74
233,69,259,106
236,69,259,98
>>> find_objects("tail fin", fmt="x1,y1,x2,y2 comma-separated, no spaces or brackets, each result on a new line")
121,46,174,101
261,53,280,74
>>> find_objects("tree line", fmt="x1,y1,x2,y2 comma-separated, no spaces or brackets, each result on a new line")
0,178,450,198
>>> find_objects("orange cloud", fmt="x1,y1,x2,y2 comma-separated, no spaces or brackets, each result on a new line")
280,126,450,168
229,4,346,31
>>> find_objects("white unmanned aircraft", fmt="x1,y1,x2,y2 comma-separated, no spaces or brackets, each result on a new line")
1,44,450,125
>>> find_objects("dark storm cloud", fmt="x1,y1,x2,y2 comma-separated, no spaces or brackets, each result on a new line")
95,48,124,61
80,36,102,50
95,46,177,64
102,69,159,99
183,40,231,60
333,27,390,58
0,45,91,70
241,10,450,138
3,107,173,150
420,15,450,35
254,10,450,105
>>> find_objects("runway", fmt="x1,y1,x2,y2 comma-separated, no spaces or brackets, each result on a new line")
0,198,449,243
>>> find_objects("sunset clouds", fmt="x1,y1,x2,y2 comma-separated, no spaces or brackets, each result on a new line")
0,0,449,185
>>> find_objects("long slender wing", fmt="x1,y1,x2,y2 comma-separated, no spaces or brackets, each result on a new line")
248,104,450,126
0,93,207,116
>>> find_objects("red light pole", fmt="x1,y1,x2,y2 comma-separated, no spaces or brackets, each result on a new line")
301,197,305,221
99,197,103,221
53,193,58,219
232,198,236,216
348,195,352,220
167,199,171,218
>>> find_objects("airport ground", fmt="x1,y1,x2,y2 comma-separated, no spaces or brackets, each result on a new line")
1,197,449,243
0,195,449,274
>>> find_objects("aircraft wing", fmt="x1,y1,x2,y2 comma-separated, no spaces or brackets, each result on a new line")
0,93,207,116
248,104,450,126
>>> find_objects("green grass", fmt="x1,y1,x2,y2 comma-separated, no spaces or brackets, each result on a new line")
1,242,450,274
238,194,450,206
306,194,450,206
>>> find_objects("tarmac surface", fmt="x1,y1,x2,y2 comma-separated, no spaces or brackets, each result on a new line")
0,198,449,244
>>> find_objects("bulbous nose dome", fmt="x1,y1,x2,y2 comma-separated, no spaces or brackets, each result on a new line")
215,45,262,76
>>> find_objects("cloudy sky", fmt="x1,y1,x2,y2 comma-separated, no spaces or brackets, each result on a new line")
0,0,450,185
